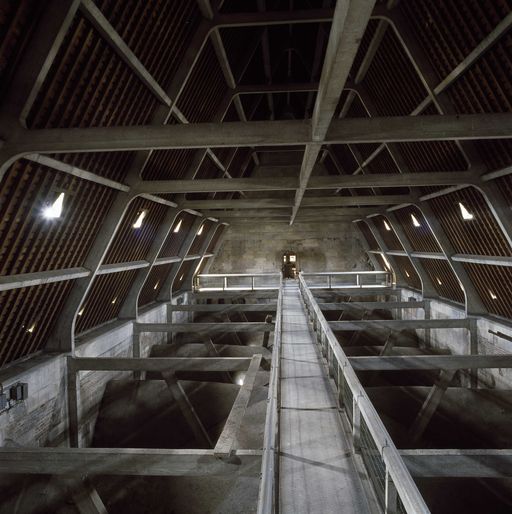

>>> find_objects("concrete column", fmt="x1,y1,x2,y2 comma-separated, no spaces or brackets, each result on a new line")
157,217,204,304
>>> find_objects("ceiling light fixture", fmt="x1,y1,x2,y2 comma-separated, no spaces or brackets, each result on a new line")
133,210,147,229
383,220,391,231
42,192,64,219
411,214,421,227
459,202,474,220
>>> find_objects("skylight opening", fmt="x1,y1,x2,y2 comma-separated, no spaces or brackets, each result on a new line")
173,219,182,233
411,214,421,227
459,202,474,220
383,220,391,231
133,210,147,229
381,254,391,270
490,290,498,300
42,192,64,219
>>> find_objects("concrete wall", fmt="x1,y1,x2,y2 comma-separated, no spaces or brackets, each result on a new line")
401,288,512,389
208,221,370,274
0,295,189,448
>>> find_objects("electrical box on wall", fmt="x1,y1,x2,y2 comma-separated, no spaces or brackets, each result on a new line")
9,383,28,402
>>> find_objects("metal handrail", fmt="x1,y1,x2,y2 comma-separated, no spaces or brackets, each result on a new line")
301,270,393,289
298,274,430,514
195,272,281,291
257,275,283,514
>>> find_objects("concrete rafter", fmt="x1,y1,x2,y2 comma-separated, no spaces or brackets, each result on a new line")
290,0,376,224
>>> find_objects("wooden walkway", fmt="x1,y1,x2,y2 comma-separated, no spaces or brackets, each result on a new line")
279,280,373,513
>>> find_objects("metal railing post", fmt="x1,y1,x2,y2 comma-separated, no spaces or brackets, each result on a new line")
352,396,361,453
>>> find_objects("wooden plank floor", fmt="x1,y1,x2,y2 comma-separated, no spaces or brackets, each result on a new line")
279,280,373,514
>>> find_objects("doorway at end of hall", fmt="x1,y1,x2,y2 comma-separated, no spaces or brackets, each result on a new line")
282,252,298,279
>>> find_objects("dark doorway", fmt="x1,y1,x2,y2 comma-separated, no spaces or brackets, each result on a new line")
282,252,298,279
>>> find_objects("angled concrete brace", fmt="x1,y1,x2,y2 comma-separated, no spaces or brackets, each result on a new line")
0,0,80,129
214,354,262,457
42,3,231,352
409,369,456,444
414,201,487,316
157,217,204,305
0,0,81,180
62,478,108,514
351,10,512,256
202,226,229,274
117,208,181,320
161,371,213,448
352,85,487,316
181,222,222,294
380,8,512,254
355,224,383,271
46,190,137,353
365,219,407,286
385,212,439,300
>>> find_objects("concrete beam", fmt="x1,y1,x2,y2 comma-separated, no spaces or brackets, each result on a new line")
214,354,262,456
348,354,512,371
329,319,470,331
318,301,426,311
157,217,203,303
401,449,512,478
410,369,456,443
79,0,171,106
8,114,512,155
70,357,253,372
0,268,90,292
213,9,334,28
118,208,180,319
133,171,475,194
24,154,130,191
135,322,275,333
0,448,261,476
162,371,213,447
171,304,277,312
